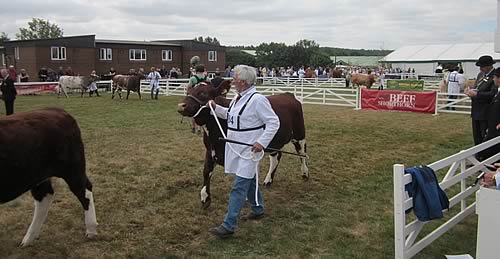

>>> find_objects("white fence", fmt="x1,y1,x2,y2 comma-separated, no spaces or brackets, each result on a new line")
394,136,500,259
139,78,360,108
136,77,477,113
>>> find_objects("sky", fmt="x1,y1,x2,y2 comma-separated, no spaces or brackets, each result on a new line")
0,0,497,50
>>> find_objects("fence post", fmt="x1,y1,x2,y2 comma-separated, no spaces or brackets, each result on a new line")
166,79,170,96
434,91,439,116
394,164,407,259
460,159,466,211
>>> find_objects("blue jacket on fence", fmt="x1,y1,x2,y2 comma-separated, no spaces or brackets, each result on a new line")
404,165,450,221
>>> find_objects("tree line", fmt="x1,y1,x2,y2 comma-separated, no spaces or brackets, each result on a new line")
0,19,393,69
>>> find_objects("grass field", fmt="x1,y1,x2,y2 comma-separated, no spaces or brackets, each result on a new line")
0,93,477,258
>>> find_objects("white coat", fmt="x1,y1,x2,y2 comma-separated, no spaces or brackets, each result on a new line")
147,71,161,91
447,71,465,94
214,86,280,179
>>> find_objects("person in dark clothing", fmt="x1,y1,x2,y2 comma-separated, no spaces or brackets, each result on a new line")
0,68,17,115
19,69,29,82
481,67,500,160
57,66,65,79
465,55,498,149
39,67,48,82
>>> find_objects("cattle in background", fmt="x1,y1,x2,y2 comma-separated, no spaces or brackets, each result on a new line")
177,80,309,209
305,68,316,78
330,69,343,78
112,75,142,100
58,76,97,98
0,108,97,246
350,74,377,89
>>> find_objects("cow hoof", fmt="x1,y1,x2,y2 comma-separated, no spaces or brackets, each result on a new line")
85,232,98,240
302,175,310,181
201,199,211,209
264,181,273,188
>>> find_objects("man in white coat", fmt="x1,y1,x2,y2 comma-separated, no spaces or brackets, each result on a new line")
147,66,161,100
446,66,465,110
208,65,280,238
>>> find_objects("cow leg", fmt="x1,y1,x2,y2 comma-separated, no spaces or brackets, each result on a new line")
138,90,142,100
126,90,131,100
293,139,309,180
20,180,54,247
111,87,116,99
63,175,98,239
201,151,215,209
264,152,282,187
118,89,123,99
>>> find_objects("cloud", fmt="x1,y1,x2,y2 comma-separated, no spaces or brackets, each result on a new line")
0,0,496,49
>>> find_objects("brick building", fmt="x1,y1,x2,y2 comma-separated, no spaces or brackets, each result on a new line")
0,35,226,80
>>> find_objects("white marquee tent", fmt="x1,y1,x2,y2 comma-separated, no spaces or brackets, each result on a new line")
380,43,500,79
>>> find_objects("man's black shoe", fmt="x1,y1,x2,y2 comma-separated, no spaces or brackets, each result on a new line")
241,213,265,221
209,225,234,238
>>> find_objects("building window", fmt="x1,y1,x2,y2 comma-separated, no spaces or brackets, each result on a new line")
162,50,173,61
208,51,217,62
14,47,20,60
51,46,66,60
129,49,146,61
99,48,112,60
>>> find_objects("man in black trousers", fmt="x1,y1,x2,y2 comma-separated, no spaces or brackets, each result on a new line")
0,68,17,115
481,67,500,160
465,55,498,148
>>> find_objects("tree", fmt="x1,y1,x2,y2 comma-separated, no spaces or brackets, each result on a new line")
194,36,221,45
0,32,9,42
225,49,256,67
16,18,63,40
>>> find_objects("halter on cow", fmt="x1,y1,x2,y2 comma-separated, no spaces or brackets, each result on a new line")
177,80,309,209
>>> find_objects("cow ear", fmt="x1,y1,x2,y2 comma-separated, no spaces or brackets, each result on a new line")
217,80,231,96
186,85,193,94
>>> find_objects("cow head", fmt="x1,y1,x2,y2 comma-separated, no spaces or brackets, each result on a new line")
177,80,232,125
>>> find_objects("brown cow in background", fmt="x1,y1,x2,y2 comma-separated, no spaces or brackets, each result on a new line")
112,75,142,99
351,74,377,89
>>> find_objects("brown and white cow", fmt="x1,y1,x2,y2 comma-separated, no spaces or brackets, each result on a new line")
0,108,97,246
350,73,377,89
177,81,309,209
112,75,142,99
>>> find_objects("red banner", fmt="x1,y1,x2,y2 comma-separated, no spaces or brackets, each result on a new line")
361,89,436,114
14,82,58,95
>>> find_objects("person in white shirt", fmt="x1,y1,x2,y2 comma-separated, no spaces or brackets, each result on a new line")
208,65,280,238
446,66,465,110
298,67,305,78
147,66,161,100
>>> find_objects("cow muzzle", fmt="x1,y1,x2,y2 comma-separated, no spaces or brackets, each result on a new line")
177,103,187,113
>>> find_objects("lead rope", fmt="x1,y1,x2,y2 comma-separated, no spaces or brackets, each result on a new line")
207,101,264,207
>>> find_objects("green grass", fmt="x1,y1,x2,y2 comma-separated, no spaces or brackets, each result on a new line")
0,93,477,258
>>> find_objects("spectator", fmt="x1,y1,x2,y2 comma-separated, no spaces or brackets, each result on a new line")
38,67,48,82
65,67,74,76
109,67,116,77
224,66,231,77
378,70,385,90
159,65,168,78
169,67,178,79
0,68,17,115
480,67,500,160
19,69,29,82
298,67,305,78
138,67,146,79
446,66,465,110
8,65,17,82
57,66,65,79
465,55,498,150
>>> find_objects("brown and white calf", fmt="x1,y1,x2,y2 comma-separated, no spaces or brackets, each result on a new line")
0,108,97,246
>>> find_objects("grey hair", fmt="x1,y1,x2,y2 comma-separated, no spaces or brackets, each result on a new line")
234,65,257,85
